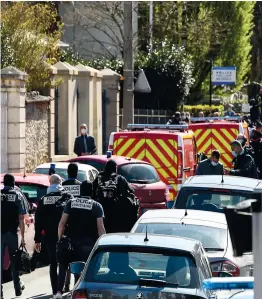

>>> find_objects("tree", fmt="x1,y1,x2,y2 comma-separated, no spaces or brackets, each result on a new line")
61,1,139,59
1,2,63,91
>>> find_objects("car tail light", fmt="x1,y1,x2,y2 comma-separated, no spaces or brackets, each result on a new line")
210,260,240,277
165,188,170,201
72,290,87,299
178,151,183,179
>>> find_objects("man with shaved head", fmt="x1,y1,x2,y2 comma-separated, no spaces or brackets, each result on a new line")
73,123,96,157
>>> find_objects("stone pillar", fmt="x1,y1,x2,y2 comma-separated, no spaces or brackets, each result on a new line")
100,69,121,150
1,66,27,173
74,64,95,137
48,65,57,160
93,70,103,155
52,61,78,157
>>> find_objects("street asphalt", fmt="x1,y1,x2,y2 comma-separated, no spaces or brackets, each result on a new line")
2,266,71,299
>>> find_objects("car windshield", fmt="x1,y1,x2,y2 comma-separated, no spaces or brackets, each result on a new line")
17,184,47,203
34,168,86,182
118,164,160,184
175,189,251,212
78,160,105,171
135,223,227,251
85,247,198,288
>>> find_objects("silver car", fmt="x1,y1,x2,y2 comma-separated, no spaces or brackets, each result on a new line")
131,209,253,277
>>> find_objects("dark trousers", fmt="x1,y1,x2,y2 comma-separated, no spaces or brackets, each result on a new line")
57,244,93,292
46,242,58,295
1,232,21,294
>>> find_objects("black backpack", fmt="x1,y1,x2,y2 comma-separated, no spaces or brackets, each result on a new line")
96,173,119,202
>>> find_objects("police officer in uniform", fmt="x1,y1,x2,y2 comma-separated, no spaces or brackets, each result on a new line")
61,163,81,292
34,174,73,299
62,163,81,197
56,181,105,298
1,174,27,298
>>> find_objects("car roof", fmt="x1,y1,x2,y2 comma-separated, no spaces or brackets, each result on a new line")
182,175,261,191
137,209,227,228
34,162,97,172
97,233,201,254
1,173,50,186
68,155,151,166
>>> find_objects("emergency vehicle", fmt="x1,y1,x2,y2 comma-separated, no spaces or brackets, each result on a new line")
189,116,250,168
108,124,197,208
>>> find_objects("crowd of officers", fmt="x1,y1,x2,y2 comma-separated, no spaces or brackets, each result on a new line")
1,161,139,299
196,121,262,179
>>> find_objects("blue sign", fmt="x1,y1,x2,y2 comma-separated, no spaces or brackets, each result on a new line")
212,66,236,85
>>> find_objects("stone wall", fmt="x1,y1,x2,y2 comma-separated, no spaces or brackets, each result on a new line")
25,94,50,172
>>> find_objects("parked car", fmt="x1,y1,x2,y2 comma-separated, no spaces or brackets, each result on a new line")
1,173,50,281
173,175,262,212
69,233,214,299
67,154,169,213
33,162,99,182
131,209,253,277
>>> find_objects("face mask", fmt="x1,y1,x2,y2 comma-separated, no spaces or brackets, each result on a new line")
232,151,237,157
81,128,87,134
211,161,218,166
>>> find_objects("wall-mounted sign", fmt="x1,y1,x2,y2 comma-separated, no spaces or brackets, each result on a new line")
212,66,236,85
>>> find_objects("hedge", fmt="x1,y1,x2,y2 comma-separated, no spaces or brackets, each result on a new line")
178,105,224,116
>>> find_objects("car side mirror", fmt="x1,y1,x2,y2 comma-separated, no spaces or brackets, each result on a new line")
217,271,233,277
70,261,85,275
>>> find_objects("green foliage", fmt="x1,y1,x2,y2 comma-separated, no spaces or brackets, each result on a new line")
1,2,63,91
179,105,225,117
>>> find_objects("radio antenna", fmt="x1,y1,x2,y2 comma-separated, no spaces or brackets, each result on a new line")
23,168,26,178
144,225,149,242
221,167,224,184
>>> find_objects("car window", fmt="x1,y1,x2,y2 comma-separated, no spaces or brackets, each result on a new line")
92,169,98,179
17,184,47,203
88,170,94,182
118,164,160,184
85,248,198,288
175,189,252,212
135,223,227,251
34,168,87,182
75,160,105,171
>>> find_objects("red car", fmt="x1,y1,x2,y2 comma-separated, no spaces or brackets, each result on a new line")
67,155,169,213
1,173,50,281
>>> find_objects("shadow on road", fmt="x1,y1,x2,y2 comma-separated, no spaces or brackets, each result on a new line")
28,294,53,299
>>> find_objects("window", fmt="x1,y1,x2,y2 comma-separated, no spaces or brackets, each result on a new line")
175,189,252,212
34,168,87,182
118,164,160,184
78,160,105,171
17,184,47,203
87,170,94,182
92,169,98,179
135,223,227,251
84,247,198,288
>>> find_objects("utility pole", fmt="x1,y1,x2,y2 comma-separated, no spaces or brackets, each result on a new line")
123,1,134,129
209,59,213,106
149,1,153,52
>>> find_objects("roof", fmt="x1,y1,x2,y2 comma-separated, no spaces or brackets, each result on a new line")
182,175,261,191
137,209,227,228
1,173,50,186
68,155,150,166
97,233,200,254
34,162,97,172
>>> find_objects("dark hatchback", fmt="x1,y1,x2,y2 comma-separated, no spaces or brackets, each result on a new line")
69,233,214,299
173,175,262,212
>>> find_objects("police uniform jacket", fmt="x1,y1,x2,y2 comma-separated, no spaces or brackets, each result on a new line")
62,178,81,197
1,187,28,234
34,191,73,243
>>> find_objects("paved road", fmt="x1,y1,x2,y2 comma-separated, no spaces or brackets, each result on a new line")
2,266,71,299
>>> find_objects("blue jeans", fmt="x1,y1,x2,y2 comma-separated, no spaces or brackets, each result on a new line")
1,232,21,294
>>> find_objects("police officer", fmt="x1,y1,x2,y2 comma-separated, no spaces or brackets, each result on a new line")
62,163,81,292
93,159,138,233
34,174,73,299
56,181,105,298
224,140,257,178
1,174,27,298
250,122,262,179
62,163,81,196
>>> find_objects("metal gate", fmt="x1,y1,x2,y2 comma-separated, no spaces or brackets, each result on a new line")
1,92,8,172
